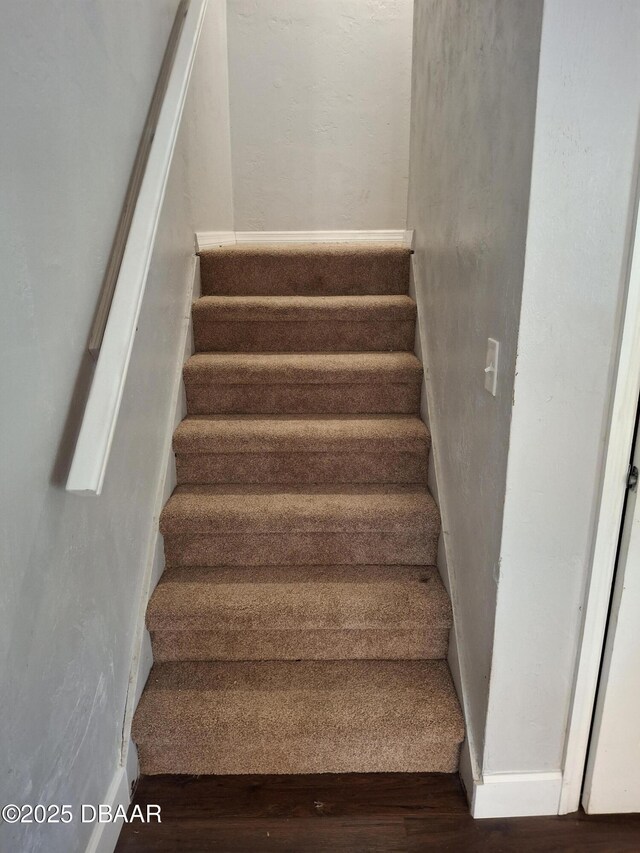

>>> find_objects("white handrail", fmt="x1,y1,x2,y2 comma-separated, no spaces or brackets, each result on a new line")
66,0,208,496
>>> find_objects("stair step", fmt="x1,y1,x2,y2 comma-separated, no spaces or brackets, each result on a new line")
183,352,422,415
192,295,416,352
199,243,411,296
174,414,429,453
183,351,422,385
148,565,451,661
173,415,429,485
160,484,440,567
132,659,464,774
135,240,465,778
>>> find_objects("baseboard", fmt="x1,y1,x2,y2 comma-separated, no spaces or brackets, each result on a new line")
195,230,236,250
125,738,139,797
470,771,563,818
84,758,136,853
133,629,154,712
409,249,495,817
458,737,475,804
234,229,407,244
119,255,200,775
195,229,409,250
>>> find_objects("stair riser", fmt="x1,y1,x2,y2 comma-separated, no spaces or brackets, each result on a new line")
150,627,450,662
163,531,438,567
193,320,415,352
175,451,428,485
185,383,421,415
137,739,461,775
200,252,410,297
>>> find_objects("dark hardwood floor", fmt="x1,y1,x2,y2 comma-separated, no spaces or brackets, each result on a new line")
116,773,640,852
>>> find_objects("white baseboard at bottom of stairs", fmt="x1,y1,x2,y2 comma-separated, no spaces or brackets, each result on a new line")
84,741,139,853
470,770,563,818
195,229,411,251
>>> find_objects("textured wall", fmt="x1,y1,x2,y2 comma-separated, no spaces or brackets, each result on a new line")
226,0,413,230
182,0,234,230
0,3,233,851
484,0,640,775
407,0,543,768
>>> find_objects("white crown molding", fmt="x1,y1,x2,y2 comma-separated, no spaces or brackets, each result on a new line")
470,771,563,819
195,229,409,251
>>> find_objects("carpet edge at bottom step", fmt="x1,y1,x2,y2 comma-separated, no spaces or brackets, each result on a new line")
132,660,464,775
135,741,462,776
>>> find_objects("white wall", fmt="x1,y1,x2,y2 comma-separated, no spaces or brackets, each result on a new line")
226,0,413,230
483,0,640,776
406,0,544,770
0,3,233,851
183,0,234,230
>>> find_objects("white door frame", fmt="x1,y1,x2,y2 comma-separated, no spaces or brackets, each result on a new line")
559,178,640,814
583,403,640,813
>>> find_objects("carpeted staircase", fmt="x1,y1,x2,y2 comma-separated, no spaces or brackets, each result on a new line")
132,243,464,775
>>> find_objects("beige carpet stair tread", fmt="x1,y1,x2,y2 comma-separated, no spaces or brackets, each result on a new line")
173,414,429,454
160,484,439,535
192,295,416,352
148,566,451,660
192,294,416,322
199,243,411,297
147,565,451,631
183,351,422,385
184,355,422,414
132,659,464,774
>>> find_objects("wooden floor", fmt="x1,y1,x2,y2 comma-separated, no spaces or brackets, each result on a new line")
116,774,640,852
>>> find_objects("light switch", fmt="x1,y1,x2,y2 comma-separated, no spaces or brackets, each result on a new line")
484,338,499,396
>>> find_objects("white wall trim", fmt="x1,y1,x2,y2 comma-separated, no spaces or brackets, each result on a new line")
471,772,563,819
559,179,640,815
195,230,236,249
119,256,199,779
125,737,139,800
84,756,137,853
195,229,408,250
458,736,476,805
403,228,415,250
408,251,482,800
66,0,207,496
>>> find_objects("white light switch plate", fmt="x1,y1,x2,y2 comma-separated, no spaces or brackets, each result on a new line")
484,338,499,396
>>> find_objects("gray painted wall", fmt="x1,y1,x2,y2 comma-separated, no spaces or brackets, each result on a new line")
226,0,413,230
407,0,543,767
408,0,640,783
484,0,640,775
0,3,233,851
